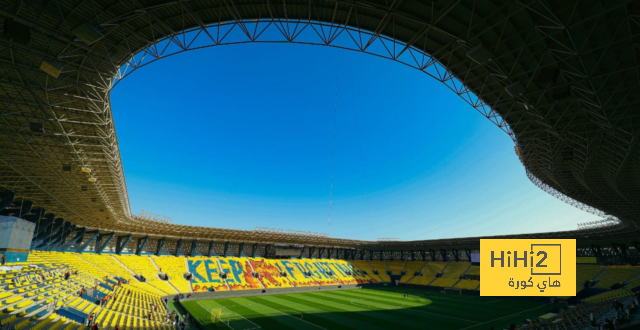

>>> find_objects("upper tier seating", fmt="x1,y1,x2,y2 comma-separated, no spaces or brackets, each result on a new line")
151,255,191,293
187,256,228,292
430,262,470,288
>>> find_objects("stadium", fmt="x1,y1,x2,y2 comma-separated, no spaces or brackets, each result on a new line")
0,0,639,329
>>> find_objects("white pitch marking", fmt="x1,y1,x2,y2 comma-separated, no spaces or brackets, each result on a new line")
198,302,262,330
253,302,327,330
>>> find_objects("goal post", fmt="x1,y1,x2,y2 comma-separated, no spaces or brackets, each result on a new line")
443,288,462,295
209,308,230,327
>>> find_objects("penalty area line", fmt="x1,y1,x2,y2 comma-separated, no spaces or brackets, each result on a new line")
253,302,327,330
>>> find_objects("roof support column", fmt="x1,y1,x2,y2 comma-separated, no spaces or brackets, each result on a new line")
299,246,305,259
76,230,99,253
62,227,85,251
116,235,131,255
238,242,244,257
223,242,230,257
207,241,214,257
308,247,315,258
191,240,198,256
135,236,148,255
156,238,166,256
452,249,459,262
251,243,258,258
175,239,183,256
264,244,271,258
96,232,114,254
440,249,448,262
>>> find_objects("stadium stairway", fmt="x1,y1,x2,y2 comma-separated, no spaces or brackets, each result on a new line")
409,261,447,286
387,261,407,277
151,255,191,294
454,264,479,291
400,261,428,284
575,265,606,292
450,263,472,288
365,260,388,282
148,256,180,293
594,266,640,289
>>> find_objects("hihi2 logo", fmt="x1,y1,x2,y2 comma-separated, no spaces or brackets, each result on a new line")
480,239,576,296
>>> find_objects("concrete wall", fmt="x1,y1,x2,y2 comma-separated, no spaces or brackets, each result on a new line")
180,283,363,301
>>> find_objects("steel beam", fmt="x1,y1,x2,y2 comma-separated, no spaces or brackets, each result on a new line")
175,239,183,256
96,232,114,254
191,240,197,256
61,227,85,251
251,243,258,258
238,242,244,257
135,236,148,255
156,237,166,256
116,235,131,255
75,230,99,253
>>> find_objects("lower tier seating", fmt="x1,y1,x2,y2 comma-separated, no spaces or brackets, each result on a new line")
594,266,640,289
410,261,447,286
368,261,391,282
388,261,406,275
152,255,192,293
401,261,427,283
430,262,470,287
187,256,229,292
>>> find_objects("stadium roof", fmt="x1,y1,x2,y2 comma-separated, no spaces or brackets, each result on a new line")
0,0,638,249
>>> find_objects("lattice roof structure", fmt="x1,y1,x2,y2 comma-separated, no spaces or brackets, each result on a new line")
0,0,638,251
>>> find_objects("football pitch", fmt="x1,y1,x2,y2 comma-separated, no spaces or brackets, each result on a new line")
181,287,554,330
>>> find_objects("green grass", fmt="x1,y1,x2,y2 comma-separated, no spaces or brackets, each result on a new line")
181,287,555,330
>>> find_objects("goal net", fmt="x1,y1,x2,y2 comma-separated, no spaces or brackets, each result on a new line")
209,308,231,327
443,288,462,295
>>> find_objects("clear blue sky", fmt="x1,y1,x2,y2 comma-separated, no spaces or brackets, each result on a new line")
111,43,600,241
